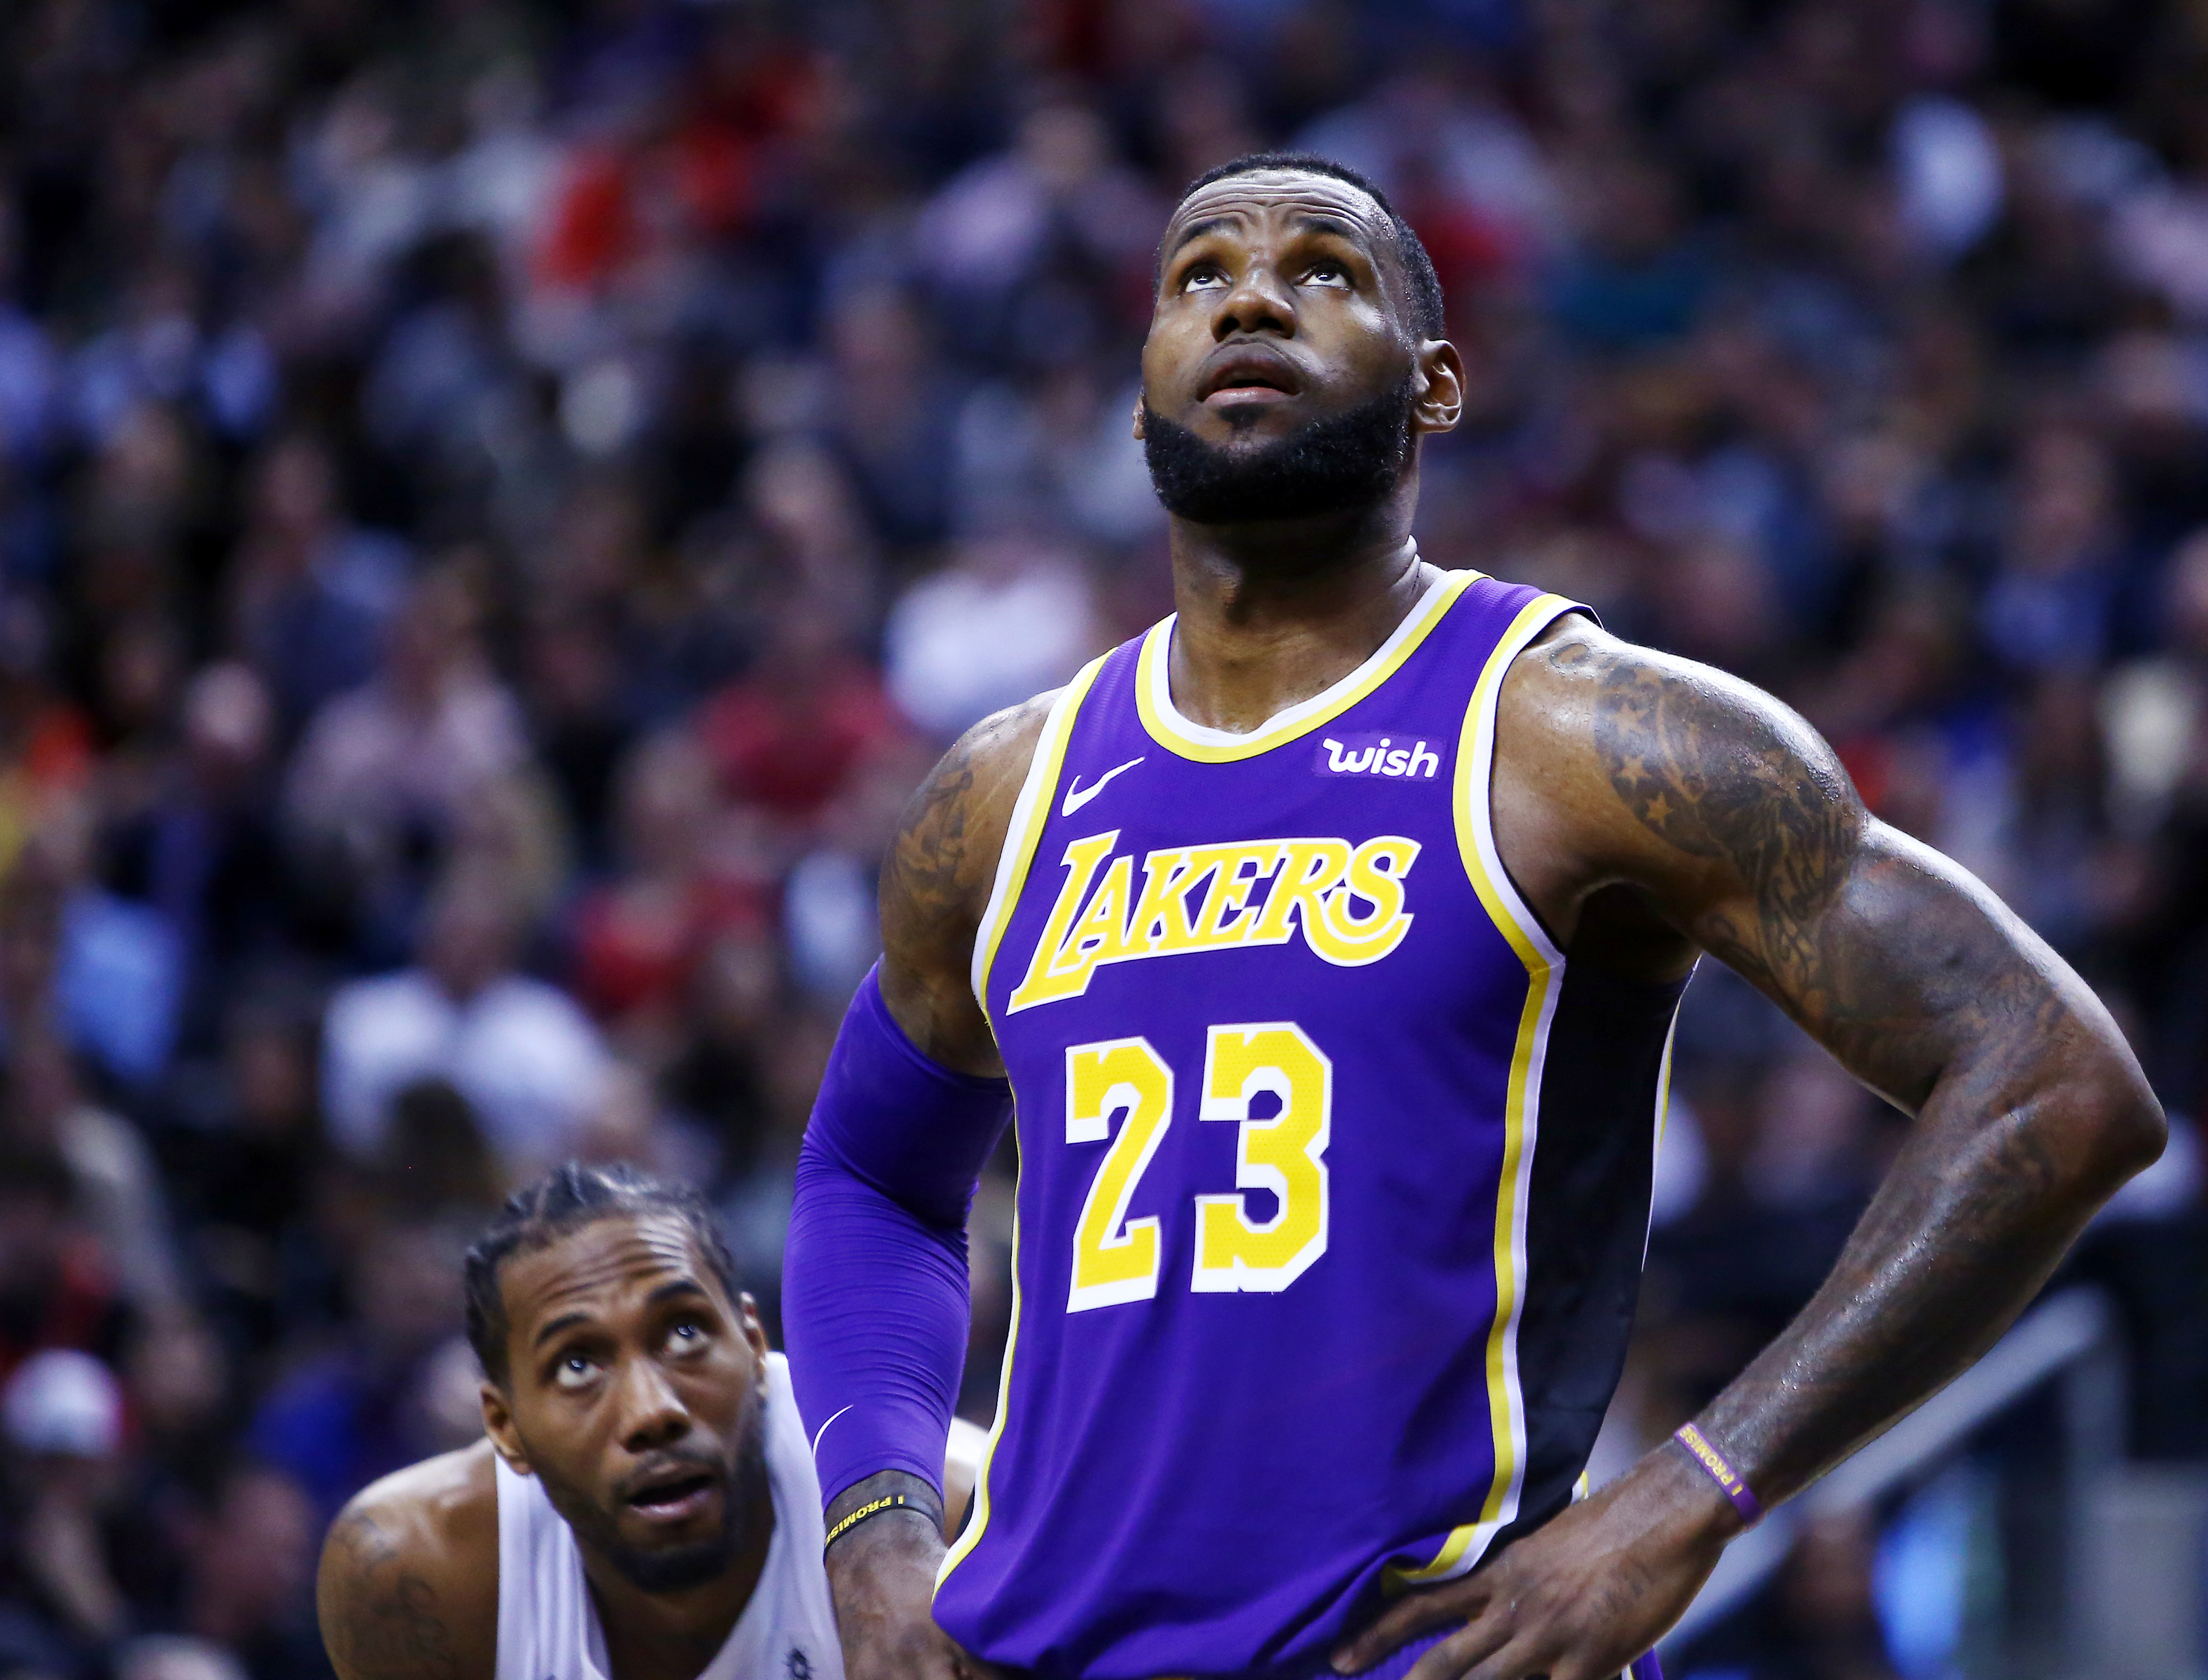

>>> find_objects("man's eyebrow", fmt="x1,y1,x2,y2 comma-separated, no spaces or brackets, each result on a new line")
533,1309,594,1350
1163,213,1239,262
1289,212,1373,244
1161,206,1378,272
527,1278,707,1352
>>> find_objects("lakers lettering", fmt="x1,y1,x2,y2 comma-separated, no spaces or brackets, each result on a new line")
1006,829,1419,1012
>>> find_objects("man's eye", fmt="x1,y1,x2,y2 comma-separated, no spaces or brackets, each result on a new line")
1184,264,1227,290
555,1355,598,1389
1303,261,1349,286
669,1320,709,1350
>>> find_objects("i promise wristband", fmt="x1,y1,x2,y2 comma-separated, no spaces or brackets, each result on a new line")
1673,1423,1764,1527
823,1491,933,1553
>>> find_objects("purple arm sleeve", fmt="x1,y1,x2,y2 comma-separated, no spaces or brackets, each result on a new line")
782,963,1012,1511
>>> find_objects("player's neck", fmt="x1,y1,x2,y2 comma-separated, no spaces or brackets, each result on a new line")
1163,489,1430,735
582,1470,775,1680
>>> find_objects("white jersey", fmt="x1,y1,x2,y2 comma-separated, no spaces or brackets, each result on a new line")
495,1353,845,1680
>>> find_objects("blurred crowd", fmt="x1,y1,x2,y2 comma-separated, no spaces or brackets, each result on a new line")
0,0,2204,1677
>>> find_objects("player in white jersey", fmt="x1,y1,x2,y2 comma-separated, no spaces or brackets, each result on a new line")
314,1165,979,1680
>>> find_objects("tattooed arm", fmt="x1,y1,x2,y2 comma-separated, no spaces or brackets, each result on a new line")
819,695,1054,1680
1337,618,2164,1680
317,1444,498,1680
874,694,1058,1072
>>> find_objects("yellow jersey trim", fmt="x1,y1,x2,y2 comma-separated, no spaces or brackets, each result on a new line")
970,657,1109,1012
1644,983,1686,1265
1133,567,1484,763
936,1160,1024,1591
1389,591,1577,1590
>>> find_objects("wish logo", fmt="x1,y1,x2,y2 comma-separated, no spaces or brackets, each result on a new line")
1315,733,1443,780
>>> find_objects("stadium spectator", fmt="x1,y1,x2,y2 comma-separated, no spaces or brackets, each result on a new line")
694,593,906,831
884,533,1103,740
321,863,609,1177
568,728,769,1038
0,1146,120,1384
171,1466,327,1680
285,569,531,945
226,437,409,730
0,1350,134,1655
247,1214,469,1527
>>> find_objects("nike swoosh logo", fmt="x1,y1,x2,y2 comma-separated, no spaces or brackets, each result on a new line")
1063,756,1145,817
809,1405,853,1461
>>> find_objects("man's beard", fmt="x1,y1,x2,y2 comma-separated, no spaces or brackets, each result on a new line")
1141,377,1416,524
533,1408,768,1594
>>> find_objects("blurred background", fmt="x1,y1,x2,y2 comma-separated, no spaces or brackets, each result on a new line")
0,0,2201,1677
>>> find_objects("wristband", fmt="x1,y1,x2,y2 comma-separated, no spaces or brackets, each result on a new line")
823,1491,935,1553
1672,1423,1763,1527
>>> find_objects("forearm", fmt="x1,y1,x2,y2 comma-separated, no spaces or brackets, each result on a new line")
825,1478,975,1680
783,965,1012,1507
785,1143,975,1503
1694,1039,2162,1505
1584,670,2168,1504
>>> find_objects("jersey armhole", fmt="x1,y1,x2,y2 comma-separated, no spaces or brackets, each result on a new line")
1452,596,1583,973
491,1453,527,1680
968,657,1109,1012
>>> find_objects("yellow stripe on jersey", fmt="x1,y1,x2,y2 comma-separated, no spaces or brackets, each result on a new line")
970,655,1109,1013
1133,568,1484,762
936,1160,1023,1593
1648,992,1684,1264
1390,591,1579,1591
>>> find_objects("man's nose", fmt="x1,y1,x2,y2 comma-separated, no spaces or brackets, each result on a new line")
1212,260,1295,340
614,1357,692,1451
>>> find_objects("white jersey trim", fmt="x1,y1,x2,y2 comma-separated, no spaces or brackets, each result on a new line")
969,660,1108,1012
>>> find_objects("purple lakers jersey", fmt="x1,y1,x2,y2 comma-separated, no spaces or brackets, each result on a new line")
936,569,1688,1679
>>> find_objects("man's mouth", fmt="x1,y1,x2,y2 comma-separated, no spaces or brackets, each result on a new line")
624,1469,719,1527
1198,349,1303,407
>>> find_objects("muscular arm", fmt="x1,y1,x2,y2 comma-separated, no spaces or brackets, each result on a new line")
1340,621,2164,1679
316,1445,497,1680
1537,623,2163,1497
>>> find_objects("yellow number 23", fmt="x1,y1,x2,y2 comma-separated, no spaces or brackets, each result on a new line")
1063,1023,1332,1312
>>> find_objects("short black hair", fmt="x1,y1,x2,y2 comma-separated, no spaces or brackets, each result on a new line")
1163,151,1447,341
463,1162,741,1388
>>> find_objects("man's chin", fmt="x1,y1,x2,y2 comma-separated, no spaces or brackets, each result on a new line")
604,1524,743,1594
536,1459,750,1596
1141,385,1415,525
1197,397,1307,438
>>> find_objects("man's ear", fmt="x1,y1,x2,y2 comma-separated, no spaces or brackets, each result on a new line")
1411,340,1466,436
1131,396,1147,441
735,1291,770,1394
481,1381,531,1476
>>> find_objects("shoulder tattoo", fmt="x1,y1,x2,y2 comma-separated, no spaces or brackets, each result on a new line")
884,697,1052,951
322,1507,461,1680
1573,641,2067,1104
889,731,984,933
1582,646,1861,996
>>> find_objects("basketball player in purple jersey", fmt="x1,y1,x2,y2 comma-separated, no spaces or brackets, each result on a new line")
782,153,2165,1680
